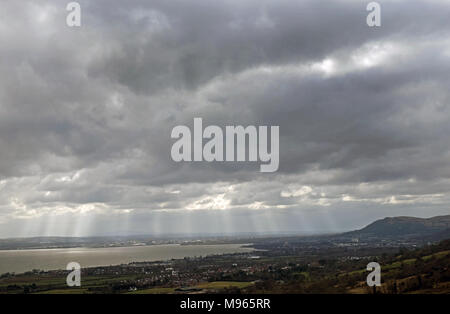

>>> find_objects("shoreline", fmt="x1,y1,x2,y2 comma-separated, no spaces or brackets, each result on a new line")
0,243,256,275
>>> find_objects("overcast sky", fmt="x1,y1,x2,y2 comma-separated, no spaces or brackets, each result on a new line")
0,0,450,237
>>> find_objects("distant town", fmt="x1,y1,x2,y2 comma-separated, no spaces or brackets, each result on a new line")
1,215,450,294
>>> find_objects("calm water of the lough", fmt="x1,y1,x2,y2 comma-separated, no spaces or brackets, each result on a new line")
0,243,255,274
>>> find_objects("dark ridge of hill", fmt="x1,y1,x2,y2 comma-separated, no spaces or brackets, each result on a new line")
424,228,450,242
345,215,450,238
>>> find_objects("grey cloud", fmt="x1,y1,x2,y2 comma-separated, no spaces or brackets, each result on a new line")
0,0,450,236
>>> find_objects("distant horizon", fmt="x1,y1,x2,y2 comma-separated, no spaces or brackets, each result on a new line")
2,213,449,240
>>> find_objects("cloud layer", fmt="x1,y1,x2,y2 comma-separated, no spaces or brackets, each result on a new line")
1,0,450,236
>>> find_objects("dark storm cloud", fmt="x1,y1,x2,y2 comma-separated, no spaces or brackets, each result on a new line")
0,0,450,236
81,0,450,92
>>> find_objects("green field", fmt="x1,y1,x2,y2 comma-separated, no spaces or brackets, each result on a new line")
126,281,254,294
127,287,176,294
34,288,88,294
196,281,254,289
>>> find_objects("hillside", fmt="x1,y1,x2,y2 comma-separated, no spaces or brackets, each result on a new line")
346,215,450,238
245,239,450,294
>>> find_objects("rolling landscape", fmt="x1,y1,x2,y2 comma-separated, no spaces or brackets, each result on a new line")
2,0,450,306
1,214,449,294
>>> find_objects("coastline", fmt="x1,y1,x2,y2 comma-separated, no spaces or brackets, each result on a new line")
0,243,256,275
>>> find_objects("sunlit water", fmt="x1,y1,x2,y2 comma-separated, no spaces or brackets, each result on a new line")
0,244,255,274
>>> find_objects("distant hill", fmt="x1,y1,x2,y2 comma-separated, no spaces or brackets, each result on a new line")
346,215,450,239
425,228,450,242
